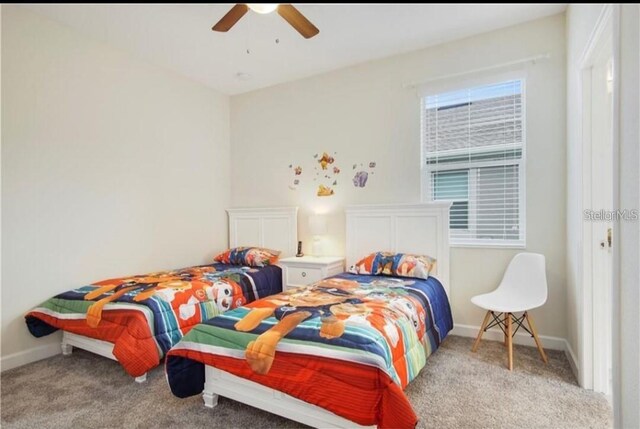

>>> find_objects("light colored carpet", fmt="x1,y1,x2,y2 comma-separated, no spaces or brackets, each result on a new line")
1,335,611,429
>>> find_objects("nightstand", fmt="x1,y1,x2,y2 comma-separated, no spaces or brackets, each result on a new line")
279,256,345,291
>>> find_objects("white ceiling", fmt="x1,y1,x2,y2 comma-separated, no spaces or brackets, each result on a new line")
22,3,566,95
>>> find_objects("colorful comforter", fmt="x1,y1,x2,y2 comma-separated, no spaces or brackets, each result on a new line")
26,263,282,377
166,273,453,429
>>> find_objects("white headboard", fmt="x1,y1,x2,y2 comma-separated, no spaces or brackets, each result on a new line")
345,202,451,295
227,207,298,258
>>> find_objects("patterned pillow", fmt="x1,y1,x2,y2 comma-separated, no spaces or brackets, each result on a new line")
214,247,281,267
349,251,436,280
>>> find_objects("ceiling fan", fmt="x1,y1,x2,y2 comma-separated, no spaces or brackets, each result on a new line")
212,4,319,39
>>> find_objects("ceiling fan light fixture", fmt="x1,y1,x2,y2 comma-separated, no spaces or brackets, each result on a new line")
247,4,278,14
212,4,318,39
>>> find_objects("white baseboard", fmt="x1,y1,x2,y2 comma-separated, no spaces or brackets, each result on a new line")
451,324,566,350
564,338,580,381
451,324,581,379
1,342,61,372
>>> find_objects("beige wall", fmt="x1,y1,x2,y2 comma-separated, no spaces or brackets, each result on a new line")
1,6,230,364
230,15,567,338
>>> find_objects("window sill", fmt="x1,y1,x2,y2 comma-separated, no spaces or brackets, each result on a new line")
451,242,526,250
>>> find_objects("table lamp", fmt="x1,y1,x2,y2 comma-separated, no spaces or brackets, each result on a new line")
308,214,328,256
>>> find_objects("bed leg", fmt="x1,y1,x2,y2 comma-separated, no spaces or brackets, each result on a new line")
134,373,147,383
61,342,73,356
203,391,219,408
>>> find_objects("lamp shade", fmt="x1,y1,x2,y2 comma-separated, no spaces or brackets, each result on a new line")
308,214,328,236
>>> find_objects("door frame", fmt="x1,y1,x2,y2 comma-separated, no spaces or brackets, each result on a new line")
577,3,620,396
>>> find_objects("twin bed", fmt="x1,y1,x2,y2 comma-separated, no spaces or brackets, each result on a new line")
25,203,453,428
26,207,298,382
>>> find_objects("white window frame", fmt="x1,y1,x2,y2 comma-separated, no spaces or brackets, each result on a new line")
431,168,471,231
420,75,527,249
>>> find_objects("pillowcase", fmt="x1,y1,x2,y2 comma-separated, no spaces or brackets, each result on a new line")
214,247,281,267
349,251,436,280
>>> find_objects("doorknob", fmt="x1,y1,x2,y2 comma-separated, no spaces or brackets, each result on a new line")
600,228,613,249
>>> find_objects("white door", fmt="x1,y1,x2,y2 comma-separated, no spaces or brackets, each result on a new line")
588,38,614,396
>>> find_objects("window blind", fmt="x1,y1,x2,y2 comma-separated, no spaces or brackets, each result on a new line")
422,80,525,246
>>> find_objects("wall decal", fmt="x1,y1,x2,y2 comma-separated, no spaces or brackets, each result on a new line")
289,163,303,191
318,152,334,170
289,151,375,195
353,171,368,188
317,184,334,197
352,161,376,188
313,151,339,197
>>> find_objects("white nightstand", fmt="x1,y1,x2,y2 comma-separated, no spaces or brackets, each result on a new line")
279,256,345,291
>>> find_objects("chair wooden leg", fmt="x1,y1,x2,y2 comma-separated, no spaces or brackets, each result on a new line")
506,312,513,370
525,311,548,364
472,311,492,352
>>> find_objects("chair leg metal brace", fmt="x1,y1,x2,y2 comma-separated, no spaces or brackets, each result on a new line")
503,313,508,346
471,310,548,370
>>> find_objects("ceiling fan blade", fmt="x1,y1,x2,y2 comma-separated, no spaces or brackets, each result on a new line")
277,4,319,39
212,4,249,32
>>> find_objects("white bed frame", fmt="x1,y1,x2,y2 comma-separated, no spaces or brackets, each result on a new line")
345,202,450,295
226,207,298,258
202,202,451,428
60,206,299,383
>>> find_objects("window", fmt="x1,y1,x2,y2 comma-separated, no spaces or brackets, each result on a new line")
422,79,525,247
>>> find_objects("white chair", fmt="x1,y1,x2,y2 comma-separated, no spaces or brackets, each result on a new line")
470,252,548,370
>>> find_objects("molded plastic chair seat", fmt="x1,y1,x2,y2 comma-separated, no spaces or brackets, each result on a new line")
471,289,546,313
